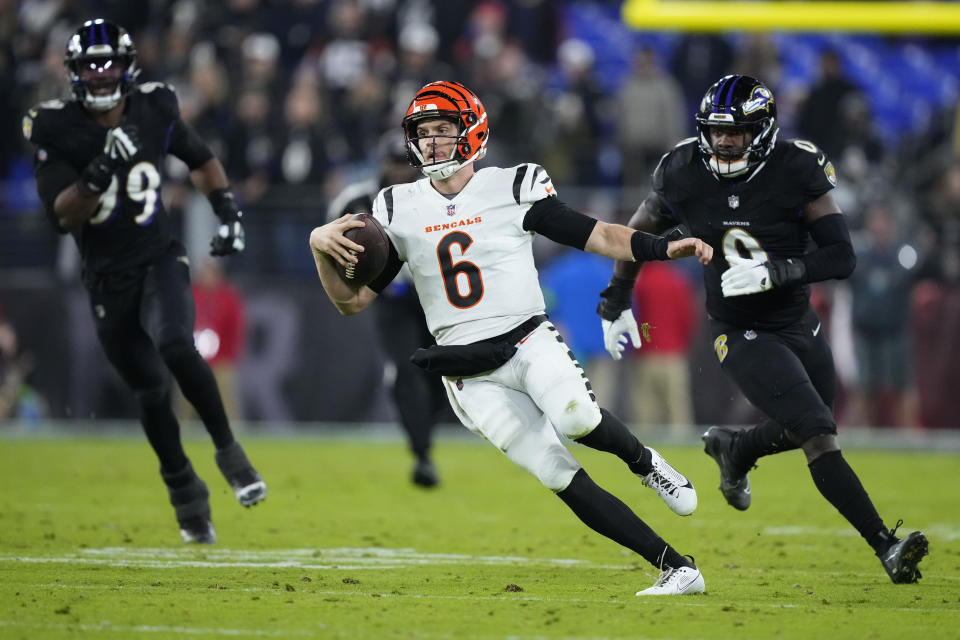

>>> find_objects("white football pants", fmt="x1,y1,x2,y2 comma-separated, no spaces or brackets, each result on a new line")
442,321,602,491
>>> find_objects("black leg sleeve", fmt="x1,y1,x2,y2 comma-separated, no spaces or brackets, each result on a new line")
574,408,651,474
733,417,800,472
94,313,188,474
808,451,887,550
161,341,235,450
557,469,690,570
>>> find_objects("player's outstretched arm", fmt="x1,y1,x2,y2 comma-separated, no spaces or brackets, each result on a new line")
308,215,378,315
585,220,712,265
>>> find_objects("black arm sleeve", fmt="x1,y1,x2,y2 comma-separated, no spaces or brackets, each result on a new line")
803,213,856,282
366,239,404,294
167,118,215,170
767,214,855,287
522,197,598,249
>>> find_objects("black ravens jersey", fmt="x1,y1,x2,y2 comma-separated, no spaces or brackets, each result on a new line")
649,138,837,330
23,82,212,276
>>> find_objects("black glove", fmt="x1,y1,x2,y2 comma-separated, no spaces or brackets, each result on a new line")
208,189,245,256
596,276,635,321
78,153,118,196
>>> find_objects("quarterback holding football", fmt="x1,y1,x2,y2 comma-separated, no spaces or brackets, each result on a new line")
310,81,712,596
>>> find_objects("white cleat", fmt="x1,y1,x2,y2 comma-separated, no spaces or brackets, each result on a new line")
215,442,268,507
640,448,697,516
233,480,267,507
636,565,705,596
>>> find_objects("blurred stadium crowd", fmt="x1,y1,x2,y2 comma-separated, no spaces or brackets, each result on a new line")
1,0,958,428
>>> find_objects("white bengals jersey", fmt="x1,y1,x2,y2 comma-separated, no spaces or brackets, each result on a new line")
371,164,556,345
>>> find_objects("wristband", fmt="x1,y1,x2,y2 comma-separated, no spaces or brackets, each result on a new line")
77,154,117,197
630,231,669,261
597,276,636,320
766,258,806,287
208,188,241,223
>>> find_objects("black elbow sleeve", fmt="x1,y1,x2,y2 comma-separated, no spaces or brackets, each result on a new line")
523,198,597,249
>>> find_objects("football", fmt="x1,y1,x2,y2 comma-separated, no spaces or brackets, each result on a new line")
339,213,390,287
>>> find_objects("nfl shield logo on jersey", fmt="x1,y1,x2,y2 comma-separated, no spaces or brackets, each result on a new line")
728,195,740,209
446,204,456,217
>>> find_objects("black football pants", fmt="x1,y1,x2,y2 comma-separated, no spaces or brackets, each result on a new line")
86,244,231,468
710,307,837,444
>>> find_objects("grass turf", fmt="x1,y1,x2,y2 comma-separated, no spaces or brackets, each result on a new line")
1,434,958,639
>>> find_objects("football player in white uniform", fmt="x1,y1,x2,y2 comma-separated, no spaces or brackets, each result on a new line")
309,81,712,596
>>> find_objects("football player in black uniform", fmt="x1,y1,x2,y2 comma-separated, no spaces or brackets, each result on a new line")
597,75,928,584
326,131,448,487
22,19,266,544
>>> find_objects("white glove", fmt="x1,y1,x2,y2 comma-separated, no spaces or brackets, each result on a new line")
103,125,139,162
721,256,773,297
601,309,641,361
211,221,245,255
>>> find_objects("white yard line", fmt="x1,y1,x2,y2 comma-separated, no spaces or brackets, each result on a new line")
2,545,956,581
762,524,960,542
0,619,315,637
0,546,635,571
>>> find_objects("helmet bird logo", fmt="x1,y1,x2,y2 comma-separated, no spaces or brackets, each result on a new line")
741,86,774,115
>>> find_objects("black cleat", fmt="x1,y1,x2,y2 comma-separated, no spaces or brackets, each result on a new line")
412,459,439,488
215,442,267,507
179,516,217,544
880,525,928,584
162,461,216,545
702,426,751,511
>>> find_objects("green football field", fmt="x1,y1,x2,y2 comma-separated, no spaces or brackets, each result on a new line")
1,430,958,639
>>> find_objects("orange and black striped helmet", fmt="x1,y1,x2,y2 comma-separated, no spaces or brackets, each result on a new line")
402,81,489,180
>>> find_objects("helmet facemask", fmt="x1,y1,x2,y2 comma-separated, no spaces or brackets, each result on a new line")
698,117,778,178
405,115,483,180
70,55,131,111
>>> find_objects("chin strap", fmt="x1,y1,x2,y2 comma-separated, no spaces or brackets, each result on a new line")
84,87,123,111
708,155,750,177
421,160,463,180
